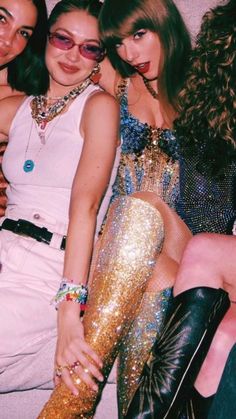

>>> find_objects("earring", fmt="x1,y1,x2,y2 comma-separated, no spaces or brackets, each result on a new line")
89,63,101,84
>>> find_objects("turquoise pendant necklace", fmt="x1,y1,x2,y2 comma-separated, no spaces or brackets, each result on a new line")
23,74,93,173
23,119,37,173
23,117,60,173
23,159,35,172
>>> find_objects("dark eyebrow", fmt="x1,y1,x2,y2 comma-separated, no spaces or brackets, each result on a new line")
0,6,13,18
0,6,34,31
21,25,35,31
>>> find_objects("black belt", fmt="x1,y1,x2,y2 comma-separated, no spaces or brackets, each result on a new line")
0,218,66,250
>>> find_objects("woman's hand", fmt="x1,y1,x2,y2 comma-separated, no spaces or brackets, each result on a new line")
54,301,104,395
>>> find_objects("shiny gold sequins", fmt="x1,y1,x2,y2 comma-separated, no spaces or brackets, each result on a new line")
38,197,164,418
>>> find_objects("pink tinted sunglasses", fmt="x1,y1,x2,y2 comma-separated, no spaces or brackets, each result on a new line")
48,32,105,61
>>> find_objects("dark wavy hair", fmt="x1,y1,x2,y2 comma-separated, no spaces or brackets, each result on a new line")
99,0,191,112
48,0,102,28
175,0,236,177
14,0,103,95
7,0,48,95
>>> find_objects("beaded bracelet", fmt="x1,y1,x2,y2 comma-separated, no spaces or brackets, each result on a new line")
52,279,88,310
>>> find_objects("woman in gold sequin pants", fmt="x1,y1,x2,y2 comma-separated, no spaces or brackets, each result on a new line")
39,0,192,417
39,193,191,419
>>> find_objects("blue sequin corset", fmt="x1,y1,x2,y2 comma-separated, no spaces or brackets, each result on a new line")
111,80,180,209
177,156,236,234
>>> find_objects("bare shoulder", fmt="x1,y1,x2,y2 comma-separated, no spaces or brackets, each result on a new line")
0,95,27,135
80,89,119,138
85,89,118,111
0,94,26,113
82,90,119,129
0,85,24,100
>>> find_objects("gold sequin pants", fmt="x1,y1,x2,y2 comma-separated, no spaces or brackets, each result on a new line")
117,288,173,417
117,192,192,416
38,193,191,419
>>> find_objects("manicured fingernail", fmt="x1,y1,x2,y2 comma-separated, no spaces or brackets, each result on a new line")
73,390,79,396
98,375,104,382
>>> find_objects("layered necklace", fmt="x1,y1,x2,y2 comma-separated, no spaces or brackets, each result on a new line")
23,75,92,173
31,76,92,130
143,77,159,100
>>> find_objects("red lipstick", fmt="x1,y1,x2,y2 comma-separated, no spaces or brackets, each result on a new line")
134,62,150,74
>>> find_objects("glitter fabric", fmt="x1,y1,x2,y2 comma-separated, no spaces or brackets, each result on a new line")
177,156,236,234
117,288,173,416
111,80,180,209
38,196,164,419
104,80,180,414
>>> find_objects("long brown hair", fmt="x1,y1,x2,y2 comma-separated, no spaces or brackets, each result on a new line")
7,0,48,95
175,0,236,177
99,0,191,113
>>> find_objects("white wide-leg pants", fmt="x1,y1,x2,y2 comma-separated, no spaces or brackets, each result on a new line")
0,207,66,392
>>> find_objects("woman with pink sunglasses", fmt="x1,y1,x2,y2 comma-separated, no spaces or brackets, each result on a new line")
0,0,119,406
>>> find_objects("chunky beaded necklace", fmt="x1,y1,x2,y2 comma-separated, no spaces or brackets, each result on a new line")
31,76,92,129
143,77,159,100
23,71,96,173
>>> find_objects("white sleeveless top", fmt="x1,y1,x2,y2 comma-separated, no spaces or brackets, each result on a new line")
2,84,120,236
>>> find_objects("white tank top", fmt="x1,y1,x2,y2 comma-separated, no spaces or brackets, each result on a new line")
2,84,120,236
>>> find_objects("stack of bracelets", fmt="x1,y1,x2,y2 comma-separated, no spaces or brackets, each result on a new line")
53,279,88,310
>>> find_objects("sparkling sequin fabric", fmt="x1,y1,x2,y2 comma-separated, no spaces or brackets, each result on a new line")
177,156,236,234
38,197,164,419
111,80,180,209
118,288,173,416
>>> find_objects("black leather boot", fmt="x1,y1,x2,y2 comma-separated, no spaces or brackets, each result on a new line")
125,287,230,419
178,387,215,419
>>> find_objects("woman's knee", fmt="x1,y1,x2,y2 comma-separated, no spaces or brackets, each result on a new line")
173,233,224,295
181,233,216,267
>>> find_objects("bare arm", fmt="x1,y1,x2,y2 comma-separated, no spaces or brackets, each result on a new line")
55,90,119,394
0,85,23,101
0,95,26,137
0,95,26,216
0,68,24,100
64,90,119,282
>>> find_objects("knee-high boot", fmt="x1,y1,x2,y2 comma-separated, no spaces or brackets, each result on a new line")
178,387,215,419
38,196,164,419
125,286,230,419
118,288,173,418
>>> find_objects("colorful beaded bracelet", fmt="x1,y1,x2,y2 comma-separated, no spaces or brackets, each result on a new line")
52,280,88,310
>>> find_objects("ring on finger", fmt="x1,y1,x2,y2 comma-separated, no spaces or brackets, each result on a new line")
55,364,69,378
70,360,80,370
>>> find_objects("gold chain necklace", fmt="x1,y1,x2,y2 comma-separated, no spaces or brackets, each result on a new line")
143,77,159,100
23,65,99,173
31,77,91,129
30,63,100,129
